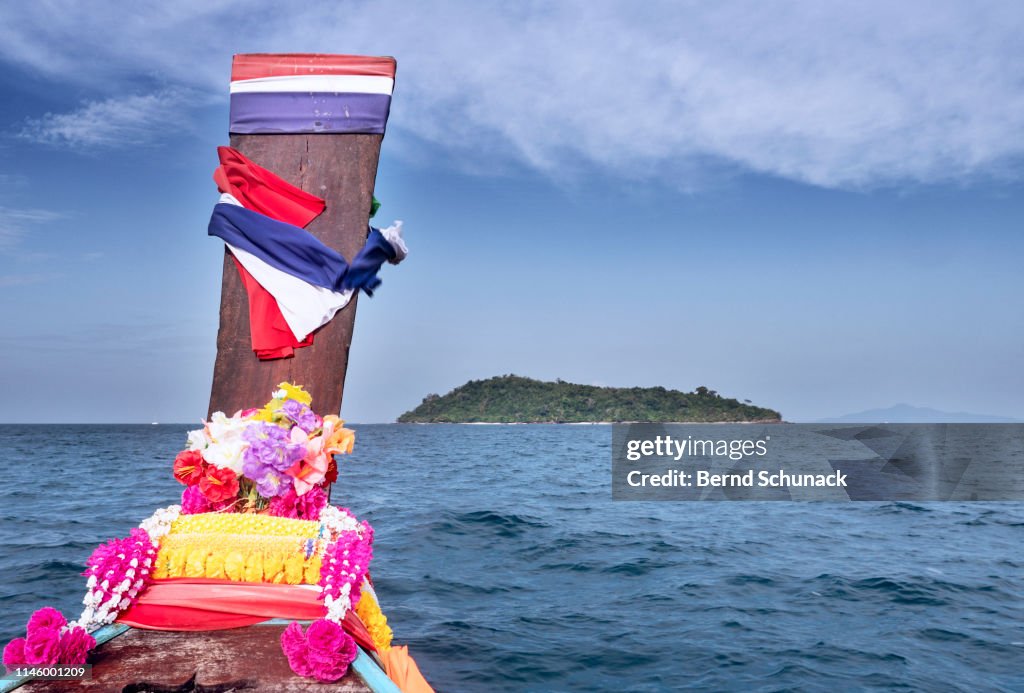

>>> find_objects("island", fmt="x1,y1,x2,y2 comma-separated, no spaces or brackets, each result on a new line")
397,375,782,423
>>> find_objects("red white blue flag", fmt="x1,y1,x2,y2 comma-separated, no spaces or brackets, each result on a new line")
229,53,396,135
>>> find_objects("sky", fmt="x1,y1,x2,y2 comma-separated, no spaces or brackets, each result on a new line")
0,1,1022,423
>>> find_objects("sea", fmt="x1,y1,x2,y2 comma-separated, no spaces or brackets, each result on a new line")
1,424,1022,692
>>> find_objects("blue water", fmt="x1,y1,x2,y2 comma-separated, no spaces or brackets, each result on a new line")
1,424,1022,691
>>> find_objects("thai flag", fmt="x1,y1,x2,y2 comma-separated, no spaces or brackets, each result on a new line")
229,54,397,135
211,146,406,360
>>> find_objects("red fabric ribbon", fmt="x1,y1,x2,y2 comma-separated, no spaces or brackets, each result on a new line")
117,578,376,653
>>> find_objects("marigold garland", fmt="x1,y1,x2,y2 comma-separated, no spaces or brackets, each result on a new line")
355,587,394,653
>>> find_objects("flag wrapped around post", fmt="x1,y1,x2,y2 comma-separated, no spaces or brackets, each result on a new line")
229,54,396,135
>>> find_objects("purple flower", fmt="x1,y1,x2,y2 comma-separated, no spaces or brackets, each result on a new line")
277,400,322,434
253,467,293,498
243,423,306,473
242,445,294,498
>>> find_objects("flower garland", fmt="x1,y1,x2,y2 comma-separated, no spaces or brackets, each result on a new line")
79,528,157,628
355,585,394,653
2,385,378,684
319,529,374,623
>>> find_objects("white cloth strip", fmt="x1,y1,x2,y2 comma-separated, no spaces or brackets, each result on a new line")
229,243,354,341
230,74,395,95
218,193,352,340
378,220,408,264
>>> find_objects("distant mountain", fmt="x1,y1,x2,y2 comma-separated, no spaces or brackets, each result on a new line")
398,375,782,424
815,403,1020,423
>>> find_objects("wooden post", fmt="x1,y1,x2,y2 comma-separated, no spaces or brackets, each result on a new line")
208,134,382,417
208,54,396,418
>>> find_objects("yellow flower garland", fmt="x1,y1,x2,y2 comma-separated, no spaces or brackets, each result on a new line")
151,513,325,584
169,513,319,537
356,587,394,652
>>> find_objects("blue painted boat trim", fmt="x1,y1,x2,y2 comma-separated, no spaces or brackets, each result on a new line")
0,624,130,692
352,646,401,693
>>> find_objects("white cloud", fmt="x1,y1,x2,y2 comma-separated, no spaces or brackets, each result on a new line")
19,89,193,148
1,1,1022,187
0,207,63,248
0,273,55,288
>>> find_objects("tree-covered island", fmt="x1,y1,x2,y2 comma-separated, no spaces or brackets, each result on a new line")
397,375,782,423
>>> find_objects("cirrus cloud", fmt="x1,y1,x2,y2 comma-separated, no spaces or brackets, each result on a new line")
0,1,1022,188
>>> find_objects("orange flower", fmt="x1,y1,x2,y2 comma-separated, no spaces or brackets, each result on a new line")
322,416,355,456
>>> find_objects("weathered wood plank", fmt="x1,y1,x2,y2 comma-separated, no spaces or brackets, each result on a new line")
16,627,371,692
208,133,384,418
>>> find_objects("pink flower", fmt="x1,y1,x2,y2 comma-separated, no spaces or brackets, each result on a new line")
181,485,213,515
26,607,66,634
3,637,26,668
267,489,300,519
308,635,357,681
284,426,329,496
279,619,357,682
23,627,61,666
305,619,347,654
57,627,95,666
305,619,357,682
280,622,311,678
298,486,328,520
267,485,328,520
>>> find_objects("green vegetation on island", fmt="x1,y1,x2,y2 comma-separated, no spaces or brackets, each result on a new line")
397,375,782,423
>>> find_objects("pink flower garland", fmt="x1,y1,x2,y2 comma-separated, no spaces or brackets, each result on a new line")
2,608,96,669
81,528,156,625
318,526,374,610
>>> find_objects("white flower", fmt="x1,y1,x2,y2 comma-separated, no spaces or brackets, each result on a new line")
201,412,251,475
140,505,181,542
320,506,360,539
272,389,287,400
186,428,210,451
